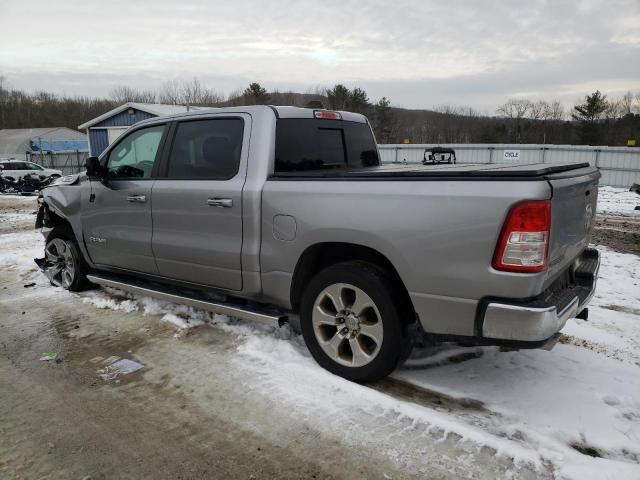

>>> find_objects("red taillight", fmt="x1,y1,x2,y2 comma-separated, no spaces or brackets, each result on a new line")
493,200,551,273
314,110,342,120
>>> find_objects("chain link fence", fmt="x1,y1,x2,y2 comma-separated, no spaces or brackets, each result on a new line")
27,150,90,176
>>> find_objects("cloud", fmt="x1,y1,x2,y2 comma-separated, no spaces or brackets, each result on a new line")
1,0,638,109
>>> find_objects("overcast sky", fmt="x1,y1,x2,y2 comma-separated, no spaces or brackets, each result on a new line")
1,0,638,112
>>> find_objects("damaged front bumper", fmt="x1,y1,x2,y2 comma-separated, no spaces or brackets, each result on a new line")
34,198,54,238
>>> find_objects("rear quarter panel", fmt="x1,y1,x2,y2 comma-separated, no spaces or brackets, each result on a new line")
260,178,552,335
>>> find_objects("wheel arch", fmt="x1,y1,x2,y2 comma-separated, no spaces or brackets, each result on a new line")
290,242,416,321
40,193,94,269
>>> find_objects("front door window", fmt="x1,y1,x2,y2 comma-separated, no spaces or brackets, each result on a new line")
107,125,165,179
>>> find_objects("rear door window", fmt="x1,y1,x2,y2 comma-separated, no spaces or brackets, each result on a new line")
275,119,379,173
166,119,244,180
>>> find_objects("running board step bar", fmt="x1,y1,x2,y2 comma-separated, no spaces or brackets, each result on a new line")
86,274,287,327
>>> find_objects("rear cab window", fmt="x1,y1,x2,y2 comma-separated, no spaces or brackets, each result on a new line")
275,119,379,174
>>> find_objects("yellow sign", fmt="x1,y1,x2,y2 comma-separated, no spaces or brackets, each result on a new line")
627,139,636,147
403,138,410,144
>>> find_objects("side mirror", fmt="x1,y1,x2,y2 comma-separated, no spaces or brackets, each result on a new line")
85,156,102,178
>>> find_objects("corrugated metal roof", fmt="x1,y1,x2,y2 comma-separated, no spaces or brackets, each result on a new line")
78,102,205,129
0,127,87,155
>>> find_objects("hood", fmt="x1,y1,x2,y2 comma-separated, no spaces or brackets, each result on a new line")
50,173,84,186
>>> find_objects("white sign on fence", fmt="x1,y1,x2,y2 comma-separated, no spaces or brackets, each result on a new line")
503,149,521,161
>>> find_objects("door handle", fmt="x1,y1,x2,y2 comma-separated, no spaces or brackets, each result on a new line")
126,195,146,203
207,198,233,208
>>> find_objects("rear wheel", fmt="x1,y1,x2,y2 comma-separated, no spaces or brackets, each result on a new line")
42,225,90,291
300,261,412,383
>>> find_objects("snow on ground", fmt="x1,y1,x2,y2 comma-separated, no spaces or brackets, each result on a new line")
2,189,639,479
0,212,33,226
0,193,40,202
0,230,48,281
597,187,640,217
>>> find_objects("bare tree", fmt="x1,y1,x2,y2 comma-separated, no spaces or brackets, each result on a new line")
528,101,547,121
604,98,622,122
545,101,565,121
155,78,223,106
158,80,183,105
619,91,634,116
496,98,531,119
109,86,156,103
496,98,532,142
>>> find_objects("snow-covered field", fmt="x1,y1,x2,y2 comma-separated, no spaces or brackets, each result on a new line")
597,186,640,217
1,188,639,479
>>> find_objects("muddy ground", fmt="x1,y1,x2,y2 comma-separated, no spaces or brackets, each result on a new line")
592,215,640,255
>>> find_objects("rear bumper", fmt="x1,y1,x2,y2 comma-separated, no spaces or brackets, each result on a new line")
481,248,600,342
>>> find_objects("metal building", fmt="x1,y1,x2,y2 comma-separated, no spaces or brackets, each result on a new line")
0,127,87,160
79,103,204,157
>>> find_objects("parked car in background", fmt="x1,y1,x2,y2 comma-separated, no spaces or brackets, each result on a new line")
0,160,62,180
34,105,600,383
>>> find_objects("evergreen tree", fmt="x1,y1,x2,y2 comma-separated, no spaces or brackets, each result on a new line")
572,90,608,145
326,84,351,110
242,82,270,105
348,87,371,114
372,97,393,143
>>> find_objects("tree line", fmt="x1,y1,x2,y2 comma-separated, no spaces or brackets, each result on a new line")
1,76,638,146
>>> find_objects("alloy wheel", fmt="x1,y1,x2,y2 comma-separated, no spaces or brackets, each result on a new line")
311,283,384,367
43,238,76,288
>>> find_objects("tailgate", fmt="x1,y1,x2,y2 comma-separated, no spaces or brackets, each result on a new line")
546,166,600,284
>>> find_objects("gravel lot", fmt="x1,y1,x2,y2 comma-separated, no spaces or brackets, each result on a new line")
1,189,639,480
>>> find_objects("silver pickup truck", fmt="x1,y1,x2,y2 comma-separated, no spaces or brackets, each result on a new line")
35,106,600,382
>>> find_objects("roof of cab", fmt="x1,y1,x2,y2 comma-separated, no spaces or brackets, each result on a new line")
129,105,368,127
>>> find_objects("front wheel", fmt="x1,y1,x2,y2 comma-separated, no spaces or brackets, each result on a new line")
42,225,90,291
300,261,412,383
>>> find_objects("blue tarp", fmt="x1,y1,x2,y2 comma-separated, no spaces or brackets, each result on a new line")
30,139,89,152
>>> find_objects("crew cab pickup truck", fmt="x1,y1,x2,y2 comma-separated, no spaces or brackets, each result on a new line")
35,106,600,382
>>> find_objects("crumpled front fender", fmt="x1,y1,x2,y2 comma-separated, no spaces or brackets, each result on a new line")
36,176,95,269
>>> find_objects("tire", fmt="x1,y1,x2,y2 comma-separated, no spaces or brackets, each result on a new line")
300,261,412,383
43,224,91,291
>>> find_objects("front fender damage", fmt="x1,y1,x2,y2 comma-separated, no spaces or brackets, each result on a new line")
34,178,87,277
